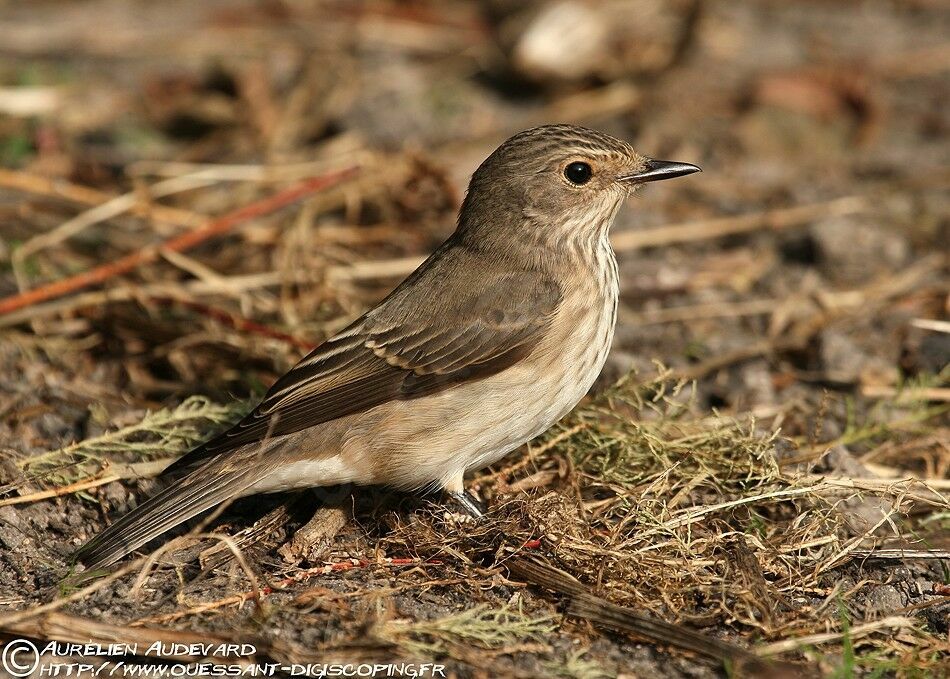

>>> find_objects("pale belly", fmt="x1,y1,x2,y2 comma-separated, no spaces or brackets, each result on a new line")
251,323,614,494
455,311,615,474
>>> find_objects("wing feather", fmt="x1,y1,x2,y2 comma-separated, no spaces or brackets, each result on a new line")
163,241,561,477
74,464,257,569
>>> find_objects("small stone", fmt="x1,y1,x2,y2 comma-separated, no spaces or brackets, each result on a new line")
740,360,776,408
809,215,910,284
915,333,950,374
490,0,696,83
820,329,899,385
864,585,904,616
34,412,74,441
820,447,893,536
100,481,130,511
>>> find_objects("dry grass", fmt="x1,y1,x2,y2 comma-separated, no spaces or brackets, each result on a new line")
376,599,556,658
453,372,949,675
0,2,947,675
2,367,946,675
2,396,247,504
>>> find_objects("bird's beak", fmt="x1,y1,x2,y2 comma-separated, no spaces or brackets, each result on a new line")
619,158,701,184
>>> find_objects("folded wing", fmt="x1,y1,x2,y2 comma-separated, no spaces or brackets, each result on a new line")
164,241,561,476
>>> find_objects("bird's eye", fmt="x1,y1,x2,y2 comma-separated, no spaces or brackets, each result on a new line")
564,161,593,185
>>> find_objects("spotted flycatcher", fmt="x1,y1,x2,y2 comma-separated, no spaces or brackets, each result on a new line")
76,124,700,568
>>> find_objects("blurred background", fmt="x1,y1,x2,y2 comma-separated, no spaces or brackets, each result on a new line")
0,0,950,408
0,1,947,675
0,0,946,409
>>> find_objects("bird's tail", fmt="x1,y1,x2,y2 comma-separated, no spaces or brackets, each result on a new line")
72,463,256,571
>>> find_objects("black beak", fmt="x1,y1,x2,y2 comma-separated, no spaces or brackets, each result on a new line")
619,158,701,184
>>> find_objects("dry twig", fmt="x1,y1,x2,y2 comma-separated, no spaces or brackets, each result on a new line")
0,167,359,317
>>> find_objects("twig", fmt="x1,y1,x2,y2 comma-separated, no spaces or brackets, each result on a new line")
863,460,949,483
873,43,950,79
796,475,950,503
542,82,642,127
849,548,950,560
0,272,288,329
483,423,587,485
0,167,204,229
0,458,176,508
634,475,947,543
636,485,824,539
129,532,261,605
13,174,217,268
911,318,950,334
503,554,802,675
624,299,778,325
755,616,917,656
665,255,945,382
327,255,426,282
128,159,361,182
860,385,950,402
198,494,305,571
0,167,359,317
276,490,350,564
814,509,899,575
0,85,60,115
610,195,866,251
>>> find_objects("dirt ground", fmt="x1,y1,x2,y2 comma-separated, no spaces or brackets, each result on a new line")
0,1,947,677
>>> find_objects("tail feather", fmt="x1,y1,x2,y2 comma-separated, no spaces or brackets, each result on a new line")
73,465,256,571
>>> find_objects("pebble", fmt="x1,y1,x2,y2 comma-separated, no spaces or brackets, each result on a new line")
863,585,904,615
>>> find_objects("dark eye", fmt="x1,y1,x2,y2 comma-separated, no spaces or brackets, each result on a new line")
564,161,593,185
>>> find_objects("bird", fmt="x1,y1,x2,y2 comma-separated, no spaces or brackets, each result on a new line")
74,124,700,569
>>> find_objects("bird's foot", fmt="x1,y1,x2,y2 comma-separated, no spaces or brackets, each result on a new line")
445,489,487,520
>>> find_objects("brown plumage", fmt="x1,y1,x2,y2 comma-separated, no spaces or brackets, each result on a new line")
74,124,699,569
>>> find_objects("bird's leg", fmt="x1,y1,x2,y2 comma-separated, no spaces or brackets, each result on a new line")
448,490,486,519
443,473,486,520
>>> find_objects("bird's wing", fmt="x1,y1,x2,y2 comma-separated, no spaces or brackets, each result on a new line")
163,242,561,475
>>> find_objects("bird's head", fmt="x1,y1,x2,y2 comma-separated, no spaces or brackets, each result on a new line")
457,124,700,250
